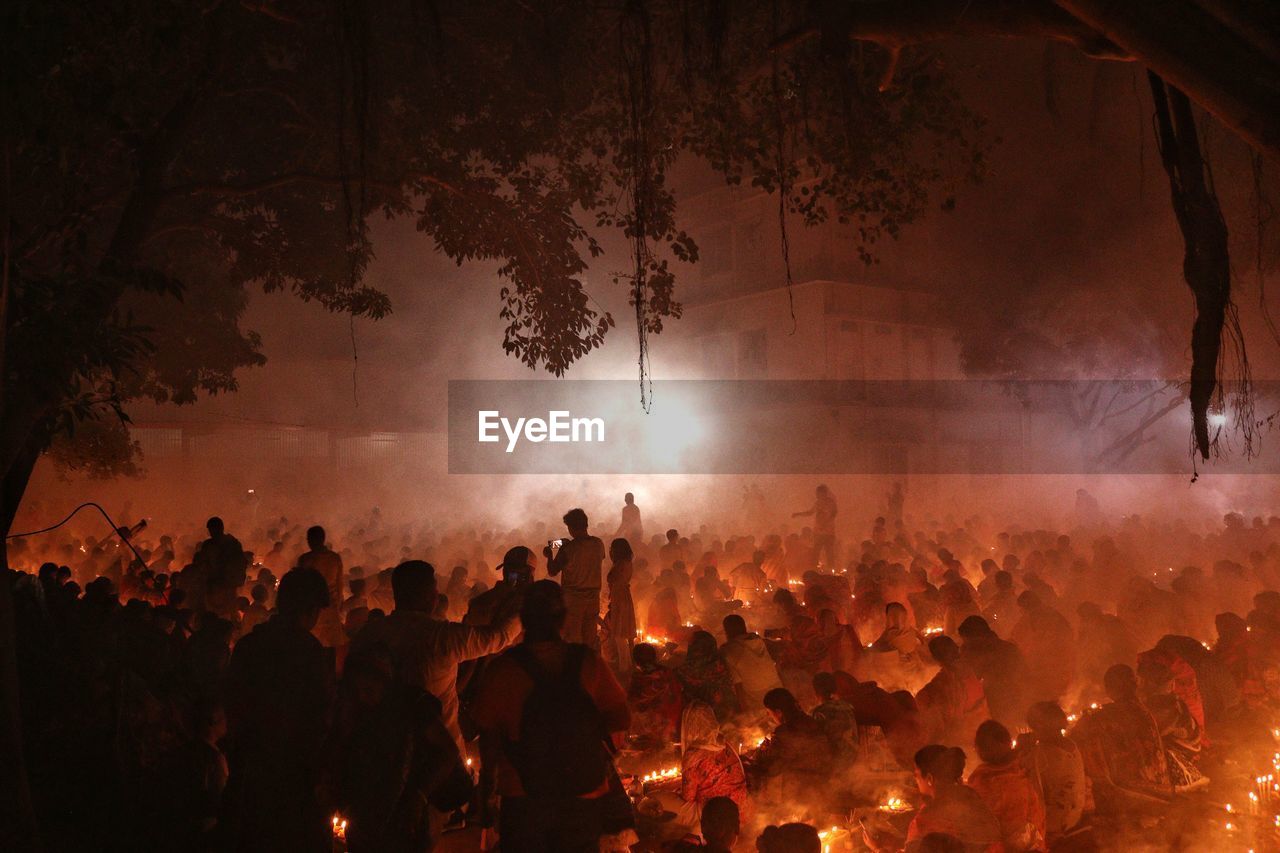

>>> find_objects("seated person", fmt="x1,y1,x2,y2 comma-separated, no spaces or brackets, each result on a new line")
750,688,832,804
628,643,683,745
653,703,748,832
866,745,1001,853
721,614,783,713
810,672,858,761
833,671,926,769
647,587,687,644
1137,658,1206,790
966,720,1045,852
676,631,739,721
757,822,822,853
1017,702,1091,845
1072,664,1173,806
664,796,740,853
868,602,930,690
915,636,989,749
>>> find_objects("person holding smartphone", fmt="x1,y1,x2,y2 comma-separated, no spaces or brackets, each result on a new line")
544,507,606,650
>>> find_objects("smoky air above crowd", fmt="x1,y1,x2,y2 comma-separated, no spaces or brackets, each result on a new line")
5,1,1280,852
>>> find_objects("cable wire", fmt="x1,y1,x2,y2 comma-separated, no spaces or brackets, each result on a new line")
6,502,151,572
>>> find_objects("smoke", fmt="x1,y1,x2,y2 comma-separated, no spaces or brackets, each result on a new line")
15,38,1280,541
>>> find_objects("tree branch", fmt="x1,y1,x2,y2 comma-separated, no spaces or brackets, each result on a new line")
773,0,1127,60
238,1,299,25
164,170,461,200
1058,0,1280,162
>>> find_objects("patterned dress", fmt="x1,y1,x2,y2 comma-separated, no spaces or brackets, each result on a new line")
1072,698,1171,796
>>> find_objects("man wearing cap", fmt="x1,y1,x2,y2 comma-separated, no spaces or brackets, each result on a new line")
465,546,536,629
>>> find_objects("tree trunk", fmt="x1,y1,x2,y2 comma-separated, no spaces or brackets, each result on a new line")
0,427,43,851
1148,73,1232,459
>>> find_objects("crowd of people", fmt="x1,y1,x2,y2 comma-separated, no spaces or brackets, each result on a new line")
8,484,1280,851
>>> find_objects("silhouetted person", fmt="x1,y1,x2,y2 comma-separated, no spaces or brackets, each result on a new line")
602,538,637,681
224,566,332,852
197,516,247,617
916,635,989,748
752,688,831,802
1072,664,1172,805
297,524,344,647
660,528,685,571
900,745,1001,852
958,615,1029,730
544,508,606,650
758,822,822,853
615,492,643,545
1018,702,1088,844
464,546,536,628
667,794,740,852
471,580,630,850
1011,591,1076,702
967,720,1045,851
792,484,838,569
329,643,471,853
352,560,519,756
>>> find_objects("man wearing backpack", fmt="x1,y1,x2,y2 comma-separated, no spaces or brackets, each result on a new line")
471,580,631,852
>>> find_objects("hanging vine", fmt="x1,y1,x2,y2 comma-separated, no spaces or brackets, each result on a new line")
771,0,796,334
1148,73,1257,466
1255,153,1278,344
620,0,657,411
335,0,371,406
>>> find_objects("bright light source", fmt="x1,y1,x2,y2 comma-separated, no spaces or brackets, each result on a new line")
1209,413,1227,427
641,393,708,468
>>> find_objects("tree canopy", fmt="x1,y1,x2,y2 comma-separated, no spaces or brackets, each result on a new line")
2,0,990,503
3,0,1278,506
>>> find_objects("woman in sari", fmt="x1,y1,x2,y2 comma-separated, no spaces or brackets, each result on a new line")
914,636,989,749
628,643,683,745
677,631,739,721
654,703,749,831
1137,659,1206,790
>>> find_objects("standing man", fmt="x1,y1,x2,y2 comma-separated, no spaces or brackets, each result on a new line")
197,516,248,618
224,567,332,852
471,580,630,850
296,525,344,648
792,484,838,569
544,508,606,651
614,492,643,546
352,560,520,757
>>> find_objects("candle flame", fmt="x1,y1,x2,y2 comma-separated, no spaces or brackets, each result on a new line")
642,766,681,784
